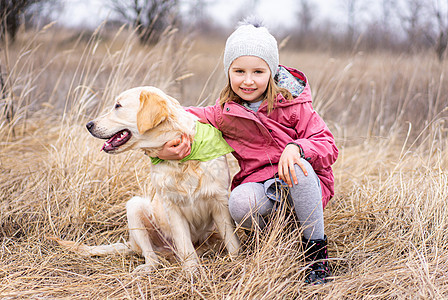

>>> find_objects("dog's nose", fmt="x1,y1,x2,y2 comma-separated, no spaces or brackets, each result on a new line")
86,121,94,132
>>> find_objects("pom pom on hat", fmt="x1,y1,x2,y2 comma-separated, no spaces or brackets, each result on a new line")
223,17,279,78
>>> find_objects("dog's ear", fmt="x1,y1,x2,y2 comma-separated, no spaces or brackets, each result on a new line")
137,90,169,134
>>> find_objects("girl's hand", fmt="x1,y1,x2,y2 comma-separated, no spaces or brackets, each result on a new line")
157,134,191,160
278,143,308,187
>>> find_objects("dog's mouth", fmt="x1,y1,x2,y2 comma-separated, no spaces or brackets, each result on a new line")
101,129,132,153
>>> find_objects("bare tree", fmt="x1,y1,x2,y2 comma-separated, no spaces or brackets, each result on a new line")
379,0,397,45
396,0,429,50
396,0,448,59
24,0,63,29
298,0,314,35
432,0,448,61
186,0,207,25
183,0,218,33
293,0,317,50
1,0,51,42
109,0,180,44
338,0,365,47
346,0,356,44
361,0,399,50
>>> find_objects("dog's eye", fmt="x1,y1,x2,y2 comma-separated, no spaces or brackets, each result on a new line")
115,103,122,109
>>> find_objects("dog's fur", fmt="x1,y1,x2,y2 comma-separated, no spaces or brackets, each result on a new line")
53,86,240,272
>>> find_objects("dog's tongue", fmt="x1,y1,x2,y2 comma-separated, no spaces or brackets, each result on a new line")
101,138,115,152
101,130,130,152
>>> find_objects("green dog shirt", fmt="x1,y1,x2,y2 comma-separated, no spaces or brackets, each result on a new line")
150,121,233,165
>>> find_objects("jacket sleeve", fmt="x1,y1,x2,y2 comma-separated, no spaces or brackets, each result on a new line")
185,102,220,129
292,102,338,171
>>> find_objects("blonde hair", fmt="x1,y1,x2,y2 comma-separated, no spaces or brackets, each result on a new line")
219,76,293,114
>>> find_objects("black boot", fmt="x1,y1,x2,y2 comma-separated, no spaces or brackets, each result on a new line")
302,235,331,284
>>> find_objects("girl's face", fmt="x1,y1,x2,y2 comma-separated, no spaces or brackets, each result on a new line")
229,56,271,103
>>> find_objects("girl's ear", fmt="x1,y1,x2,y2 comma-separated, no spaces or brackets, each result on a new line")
137,90,169,134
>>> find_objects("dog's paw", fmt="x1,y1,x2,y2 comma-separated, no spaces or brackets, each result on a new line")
133,263,157,273
182,259,199,274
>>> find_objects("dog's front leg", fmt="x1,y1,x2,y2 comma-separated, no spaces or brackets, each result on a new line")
165,208,199,271
213,200,240,259
126,196,160,272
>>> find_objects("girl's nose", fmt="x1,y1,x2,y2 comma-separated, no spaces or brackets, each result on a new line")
243,75,254,85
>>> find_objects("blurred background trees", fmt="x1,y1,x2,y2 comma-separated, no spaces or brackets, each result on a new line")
0,0,447,60
1,0,37,42
0,0,59,42
108,0,179,44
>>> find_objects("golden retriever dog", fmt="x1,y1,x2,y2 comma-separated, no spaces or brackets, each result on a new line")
53,86,240,272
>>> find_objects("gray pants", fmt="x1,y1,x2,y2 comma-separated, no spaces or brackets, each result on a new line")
228,159,324,240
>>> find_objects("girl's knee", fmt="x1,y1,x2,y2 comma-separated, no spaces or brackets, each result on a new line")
295,158,314,177
228,183,270,225
291,159,321,189
228,194,245,223
229,186,254,223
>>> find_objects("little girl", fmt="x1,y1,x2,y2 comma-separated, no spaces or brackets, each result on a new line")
158,19,338,284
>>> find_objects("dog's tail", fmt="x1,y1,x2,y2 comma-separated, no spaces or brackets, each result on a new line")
47,236,135,257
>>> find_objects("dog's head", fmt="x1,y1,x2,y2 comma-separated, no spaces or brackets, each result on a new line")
86,86,184,155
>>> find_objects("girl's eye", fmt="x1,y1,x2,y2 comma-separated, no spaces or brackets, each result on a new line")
115,103,122,109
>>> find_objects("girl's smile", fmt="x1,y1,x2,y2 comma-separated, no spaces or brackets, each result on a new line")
229,56,271,103
241,87,256,93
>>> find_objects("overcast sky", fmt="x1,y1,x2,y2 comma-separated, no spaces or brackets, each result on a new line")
58,0,346,31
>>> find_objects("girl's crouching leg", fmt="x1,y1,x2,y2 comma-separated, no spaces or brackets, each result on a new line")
228,182,273,230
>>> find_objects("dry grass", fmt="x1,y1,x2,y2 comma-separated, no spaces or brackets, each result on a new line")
1,24,448,299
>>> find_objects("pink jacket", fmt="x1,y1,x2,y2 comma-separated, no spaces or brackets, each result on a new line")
186,67,338,208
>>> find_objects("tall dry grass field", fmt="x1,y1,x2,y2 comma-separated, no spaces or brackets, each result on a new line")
1,24,448,299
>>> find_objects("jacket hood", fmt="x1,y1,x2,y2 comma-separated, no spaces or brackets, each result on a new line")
275,65,307,98
265,65,312,110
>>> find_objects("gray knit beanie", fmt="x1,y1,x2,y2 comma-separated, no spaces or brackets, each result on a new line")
223,18,279,78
